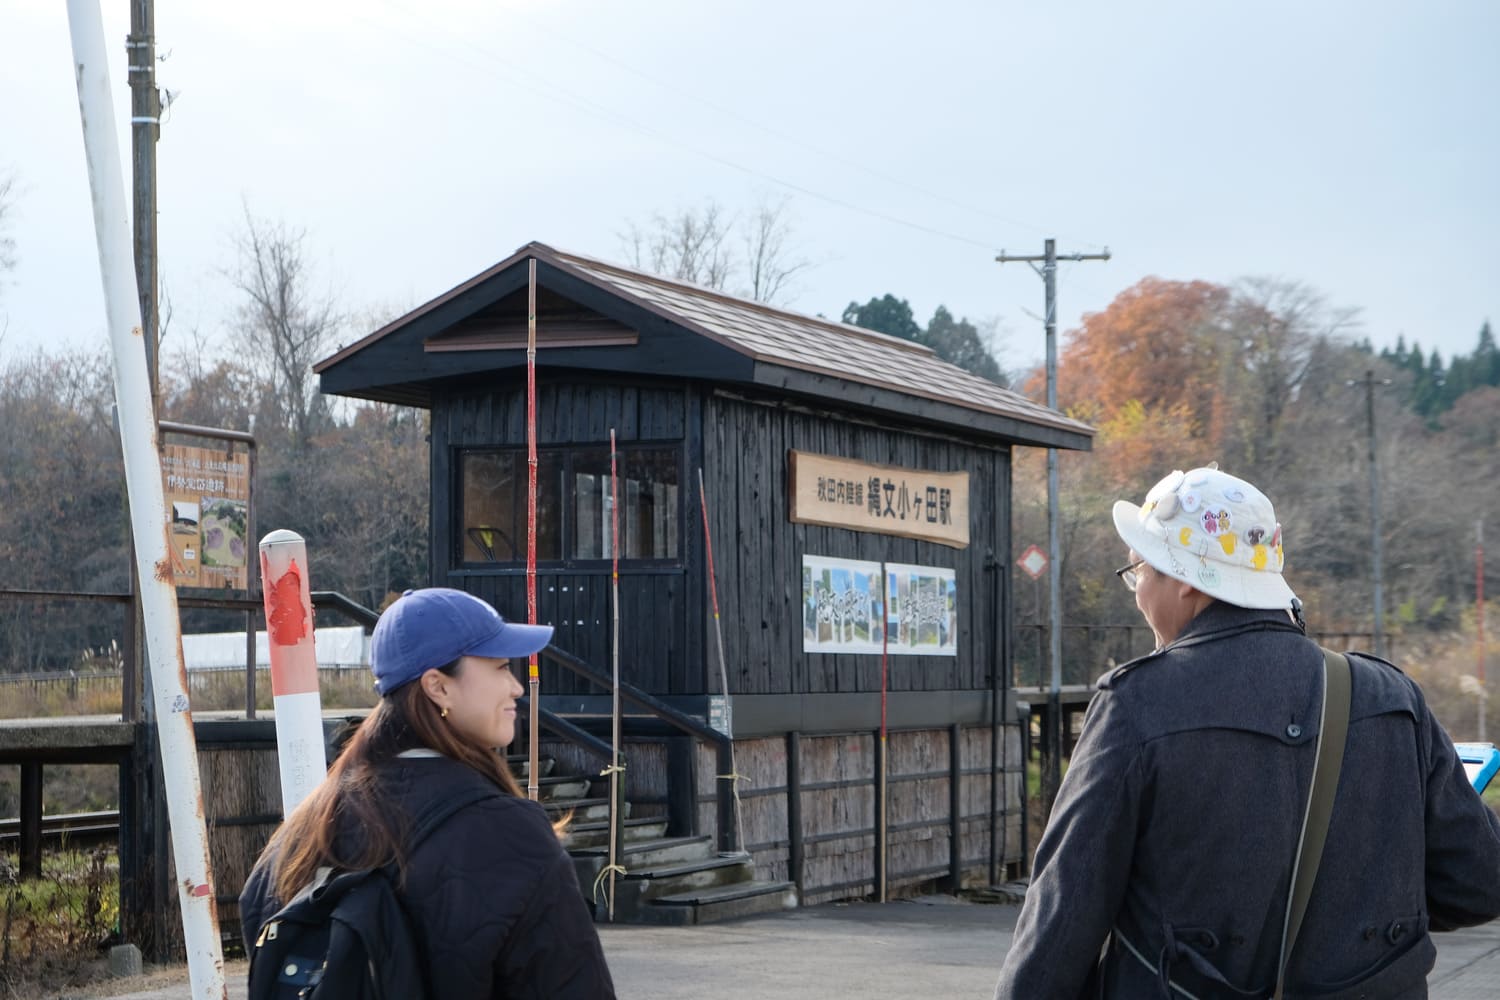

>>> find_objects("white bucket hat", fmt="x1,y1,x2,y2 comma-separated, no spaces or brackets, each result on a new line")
1111,465,1297,610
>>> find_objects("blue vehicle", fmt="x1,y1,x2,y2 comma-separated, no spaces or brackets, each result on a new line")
1455,742,1500,793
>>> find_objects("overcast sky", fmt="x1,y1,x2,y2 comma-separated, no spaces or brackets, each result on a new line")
4,1,1496,376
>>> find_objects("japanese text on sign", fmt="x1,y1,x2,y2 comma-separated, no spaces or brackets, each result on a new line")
161,442,252,590
789,450,969,549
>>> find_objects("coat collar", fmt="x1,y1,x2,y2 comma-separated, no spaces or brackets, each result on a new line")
1164,601,1301,651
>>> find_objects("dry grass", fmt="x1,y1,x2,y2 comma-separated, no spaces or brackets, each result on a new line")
0,848,118,999
0,667,379,720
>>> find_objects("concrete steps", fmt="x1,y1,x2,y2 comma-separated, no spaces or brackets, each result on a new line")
563,815,670,849
535,753,800,925
543,796,622,822
505,754,555,779
636,879,799,925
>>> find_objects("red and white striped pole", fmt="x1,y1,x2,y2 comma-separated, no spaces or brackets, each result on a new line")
259,530,327,816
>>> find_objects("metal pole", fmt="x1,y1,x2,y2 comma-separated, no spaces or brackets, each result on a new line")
606,431,622,919
878,575,889,903
996,240,1109,821
697,468,745,855
65,4,226,994
1479,519,1486,743
1364,371,1385,658
1042,240,1063,814
526,259,540,801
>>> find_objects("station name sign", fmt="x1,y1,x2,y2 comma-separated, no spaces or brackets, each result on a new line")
787,450,970,549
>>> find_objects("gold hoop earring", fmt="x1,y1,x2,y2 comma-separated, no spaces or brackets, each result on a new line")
441,706,450,719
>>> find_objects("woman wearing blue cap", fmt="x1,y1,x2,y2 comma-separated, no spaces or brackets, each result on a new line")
240,587,616,999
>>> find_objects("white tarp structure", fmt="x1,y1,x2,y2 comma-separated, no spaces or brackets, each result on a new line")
180,626,369,672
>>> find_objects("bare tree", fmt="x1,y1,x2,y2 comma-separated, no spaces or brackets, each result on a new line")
621,196,817,305
0,168,16,279
228,208,341,449
741,195,809,305
622,201,734,291
1217,277,1360,468
0,168,17,347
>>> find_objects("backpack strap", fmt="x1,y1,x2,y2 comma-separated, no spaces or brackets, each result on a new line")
1273,647,1351,999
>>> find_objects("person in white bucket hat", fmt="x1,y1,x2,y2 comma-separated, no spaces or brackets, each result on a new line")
996,466,1500,999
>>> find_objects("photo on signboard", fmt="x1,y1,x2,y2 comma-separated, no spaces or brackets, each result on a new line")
171,500,200,535
801,555,885,654
200,497,248,568
885,563,958,656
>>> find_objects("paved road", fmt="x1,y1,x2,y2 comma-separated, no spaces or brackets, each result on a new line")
68,897,1500,999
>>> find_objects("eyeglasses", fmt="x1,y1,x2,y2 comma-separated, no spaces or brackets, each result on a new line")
1114,559,1148,592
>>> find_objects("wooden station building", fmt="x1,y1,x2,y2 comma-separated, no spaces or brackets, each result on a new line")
314,242,1093,904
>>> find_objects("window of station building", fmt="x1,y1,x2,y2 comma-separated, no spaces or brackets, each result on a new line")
460,445,680,564
460,451,561,562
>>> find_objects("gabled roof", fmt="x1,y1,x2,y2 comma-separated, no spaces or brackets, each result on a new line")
314,241,1093,450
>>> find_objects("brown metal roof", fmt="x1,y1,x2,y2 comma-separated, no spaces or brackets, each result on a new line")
315,241,1093,446
543,246,1091,441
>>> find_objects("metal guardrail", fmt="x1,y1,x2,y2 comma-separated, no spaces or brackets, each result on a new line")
0,809,119,848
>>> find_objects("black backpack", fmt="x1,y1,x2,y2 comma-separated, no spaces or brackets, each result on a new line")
247,787,496,999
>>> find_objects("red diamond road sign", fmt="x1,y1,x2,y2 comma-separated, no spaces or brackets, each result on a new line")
1017,544,1049,580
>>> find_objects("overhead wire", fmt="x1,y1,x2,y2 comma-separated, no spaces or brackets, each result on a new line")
367,1,1107,255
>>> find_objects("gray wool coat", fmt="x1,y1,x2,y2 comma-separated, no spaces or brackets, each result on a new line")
994,602,1500,999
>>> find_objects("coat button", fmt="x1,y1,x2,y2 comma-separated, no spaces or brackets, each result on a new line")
1286,724,1303,739
1362,926,1376,941
1387,921,1406,944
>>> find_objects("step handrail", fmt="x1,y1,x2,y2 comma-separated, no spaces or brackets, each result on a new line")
516,696,615,764
539,644,739,853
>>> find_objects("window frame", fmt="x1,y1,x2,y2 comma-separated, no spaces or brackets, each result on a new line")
454,440,686,570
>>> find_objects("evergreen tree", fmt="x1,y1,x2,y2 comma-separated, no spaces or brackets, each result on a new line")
1477,320,1498,387
841,295,922,342
923,306,1007,386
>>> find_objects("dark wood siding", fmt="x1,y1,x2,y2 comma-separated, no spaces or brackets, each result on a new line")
431,377,702,696
429,378,1011,701
704,391,1010,697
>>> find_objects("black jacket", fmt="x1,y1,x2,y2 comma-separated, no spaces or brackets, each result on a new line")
995,602,1500,999
241,754,615,1000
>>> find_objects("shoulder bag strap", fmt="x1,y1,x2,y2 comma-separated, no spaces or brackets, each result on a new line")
1273,648,1352,1000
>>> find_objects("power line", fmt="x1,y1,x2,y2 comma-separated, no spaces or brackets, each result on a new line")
500,6,1107,250
365,2,1090,254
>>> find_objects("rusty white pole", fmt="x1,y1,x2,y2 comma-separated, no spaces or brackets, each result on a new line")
259,531,327,815
64,2,227,996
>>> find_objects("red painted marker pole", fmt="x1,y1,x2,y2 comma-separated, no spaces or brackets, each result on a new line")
259,530,327,816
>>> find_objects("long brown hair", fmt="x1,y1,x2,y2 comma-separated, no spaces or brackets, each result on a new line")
262,661,529,902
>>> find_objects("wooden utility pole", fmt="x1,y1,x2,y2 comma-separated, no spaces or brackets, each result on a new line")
126,0,166,960
996,239,1110,821
128,0,159,402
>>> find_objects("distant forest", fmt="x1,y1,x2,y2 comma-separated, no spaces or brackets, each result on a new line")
0,220,1495,733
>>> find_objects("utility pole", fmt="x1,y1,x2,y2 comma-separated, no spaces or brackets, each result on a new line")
1349,371,1391,658
1479,518,1486,742
128,0,160,403
126,0,165,960
997,239,1110,819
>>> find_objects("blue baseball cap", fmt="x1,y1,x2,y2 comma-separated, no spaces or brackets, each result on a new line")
370,588,554,695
